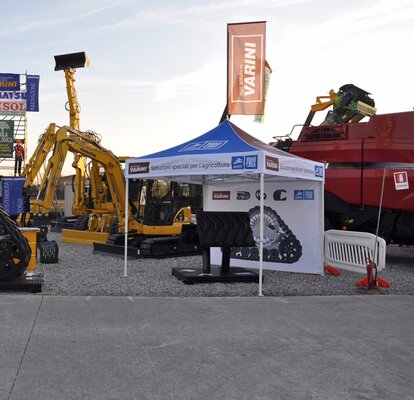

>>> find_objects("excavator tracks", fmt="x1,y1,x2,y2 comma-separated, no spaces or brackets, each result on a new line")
139,236,200,258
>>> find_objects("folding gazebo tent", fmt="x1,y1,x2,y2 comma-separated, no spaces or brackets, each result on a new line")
124,120,325,295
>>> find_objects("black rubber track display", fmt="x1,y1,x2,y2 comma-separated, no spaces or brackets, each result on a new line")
230,206,302,264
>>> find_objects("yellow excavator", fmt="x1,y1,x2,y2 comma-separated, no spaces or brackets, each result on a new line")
21,52,201,257
38,128,202,257
20,52,117,230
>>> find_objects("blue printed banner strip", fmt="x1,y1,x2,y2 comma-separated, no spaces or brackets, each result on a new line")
0,73,20,91
26,75,40,112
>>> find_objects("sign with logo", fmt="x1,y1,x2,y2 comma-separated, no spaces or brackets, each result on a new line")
315,165,324,178
205,181,323,275
179,140,227,152
294,189,315,200
212,191,230,200
393,171,409,190
0,74,40,115
0,120,14,157
26,75,40,112
227,21,266,115
231,155,258,170
0,91,26,115
1,177,25,215
129,162,150,174
0,74,20,91
265,155,279,171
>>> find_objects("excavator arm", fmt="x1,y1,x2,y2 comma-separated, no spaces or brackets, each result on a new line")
21,123,57,187
61,137,130,228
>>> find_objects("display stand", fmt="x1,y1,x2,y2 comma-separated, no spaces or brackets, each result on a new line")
0,272,43,293
172,211,259,284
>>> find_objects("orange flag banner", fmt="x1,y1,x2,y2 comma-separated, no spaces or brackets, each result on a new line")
227,21,266,115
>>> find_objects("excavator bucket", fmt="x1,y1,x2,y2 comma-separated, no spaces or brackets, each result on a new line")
54,52,90,71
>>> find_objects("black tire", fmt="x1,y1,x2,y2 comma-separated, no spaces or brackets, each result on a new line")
38,240,59,264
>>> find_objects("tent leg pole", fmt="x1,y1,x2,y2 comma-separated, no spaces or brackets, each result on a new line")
124,177,129,278
259,173,264,296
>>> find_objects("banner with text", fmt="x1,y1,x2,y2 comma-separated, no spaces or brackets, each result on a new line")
0,120,14,157
205,180,324,274
227,21,266,115
0,74,20,91
26,75,40,112
0,74,40,115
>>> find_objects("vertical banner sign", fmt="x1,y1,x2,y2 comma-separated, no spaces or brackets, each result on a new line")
0,74,20,91
26,75,40,112
0,120,14,157
227,21,266,115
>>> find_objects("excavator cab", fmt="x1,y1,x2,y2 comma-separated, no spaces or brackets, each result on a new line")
132,180,202,226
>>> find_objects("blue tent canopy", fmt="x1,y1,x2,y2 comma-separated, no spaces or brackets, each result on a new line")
125,120,323,183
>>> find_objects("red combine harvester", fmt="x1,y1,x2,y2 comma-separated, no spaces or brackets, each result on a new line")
273,84,414,245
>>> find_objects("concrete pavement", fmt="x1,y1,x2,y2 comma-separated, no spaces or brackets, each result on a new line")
1,295,413,400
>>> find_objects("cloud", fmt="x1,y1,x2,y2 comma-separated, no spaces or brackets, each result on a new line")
154,61,223,101
0,0,135,39
81,0,313,34
299,0,414,50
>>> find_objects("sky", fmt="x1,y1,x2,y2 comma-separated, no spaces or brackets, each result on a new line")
2,0,414,176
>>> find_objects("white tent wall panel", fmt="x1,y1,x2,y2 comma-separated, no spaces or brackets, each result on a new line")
205,180,324,274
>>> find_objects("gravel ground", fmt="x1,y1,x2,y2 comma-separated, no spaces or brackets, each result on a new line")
19,231,412,297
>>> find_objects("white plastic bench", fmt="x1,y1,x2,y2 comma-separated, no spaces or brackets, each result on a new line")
324,230,386,273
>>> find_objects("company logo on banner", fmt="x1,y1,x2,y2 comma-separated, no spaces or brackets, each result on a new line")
0,91,26,114
0,74,40,115
179,140,227,152
231,155,258,170
265,155,279,171
129,162,150,174
212,191,231,200
0,120,14,158
315,165,324,178
227,21,266,115
294,190,315,200
0,74,20,91
205,181,324,274
26,75,40,112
